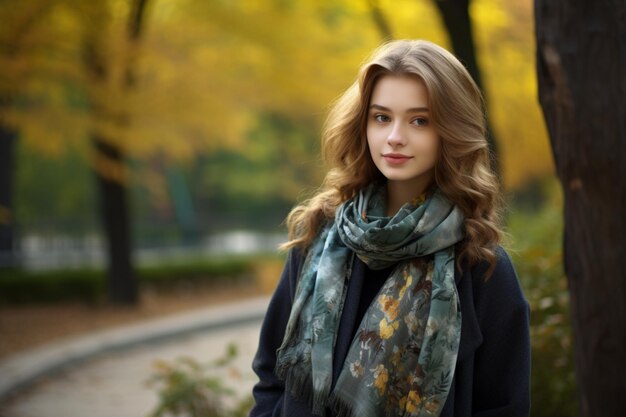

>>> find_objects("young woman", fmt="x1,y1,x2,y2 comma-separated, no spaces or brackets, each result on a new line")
249,40,530,417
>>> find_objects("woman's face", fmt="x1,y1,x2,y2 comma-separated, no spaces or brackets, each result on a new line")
366,74,440,193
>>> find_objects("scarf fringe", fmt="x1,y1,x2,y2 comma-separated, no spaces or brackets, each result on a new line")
327,395,359,417
274,365,321,415
274,366,359,417
328,393,416,417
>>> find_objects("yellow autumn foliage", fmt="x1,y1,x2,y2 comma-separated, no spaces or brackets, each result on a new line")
2,0,552,192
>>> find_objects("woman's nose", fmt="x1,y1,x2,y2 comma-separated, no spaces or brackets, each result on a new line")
386,123,406,146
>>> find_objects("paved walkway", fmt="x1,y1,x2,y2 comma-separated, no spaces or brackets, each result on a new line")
0,297,270,417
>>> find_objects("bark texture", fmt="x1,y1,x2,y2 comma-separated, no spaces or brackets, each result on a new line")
535,1,626,416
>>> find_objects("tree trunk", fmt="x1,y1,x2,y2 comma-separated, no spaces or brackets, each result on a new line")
83,42,138,305
0,110,17,268
535,1,626,416
93,136,137,304
83,0,150,305
432,0,500,176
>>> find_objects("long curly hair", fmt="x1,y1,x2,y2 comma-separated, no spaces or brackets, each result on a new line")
282,39,503,278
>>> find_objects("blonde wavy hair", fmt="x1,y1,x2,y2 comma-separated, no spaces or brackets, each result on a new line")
282,39,503,278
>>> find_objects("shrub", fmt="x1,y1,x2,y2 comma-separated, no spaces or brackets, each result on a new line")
0,268,105,304
146,344,252,417
507,180,578,417
0,257,255,305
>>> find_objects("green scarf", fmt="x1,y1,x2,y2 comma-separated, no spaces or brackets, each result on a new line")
275,184,464,417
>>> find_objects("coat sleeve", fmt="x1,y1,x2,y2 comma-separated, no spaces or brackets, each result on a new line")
471,247,531,417
249,248,302,417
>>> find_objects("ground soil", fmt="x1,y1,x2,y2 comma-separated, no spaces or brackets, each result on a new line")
0,280,266,359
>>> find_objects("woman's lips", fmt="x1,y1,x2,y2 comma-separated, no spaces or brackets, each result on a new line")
383,153,413,165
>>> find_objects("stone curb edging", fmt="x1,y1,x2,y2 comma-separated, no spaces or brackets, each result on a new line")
0,296,270,402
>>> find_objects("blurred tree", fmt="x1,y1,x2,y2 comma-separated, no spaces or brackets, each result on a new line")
80,0,151,305
368,0,393,40
431,0,500,175
536,1,626,416
0,0,56,267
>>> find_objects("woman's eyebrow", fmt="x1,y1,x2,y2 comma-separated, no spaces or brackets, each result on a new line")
369,104,429,113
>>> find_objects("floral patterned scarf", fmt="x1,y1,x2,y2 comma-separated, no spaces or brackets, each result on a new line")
275,184,465,417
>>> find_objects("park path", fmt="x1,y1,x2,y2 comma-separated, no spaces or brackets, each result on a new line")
0,298,267,417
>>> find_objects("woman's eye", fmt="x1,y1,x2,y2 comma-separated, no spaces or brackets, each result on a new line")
411,117,429,126
374,114,390,123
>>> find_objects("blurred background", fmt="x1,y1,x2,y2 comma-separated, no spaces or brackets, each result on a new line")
0,0,574,416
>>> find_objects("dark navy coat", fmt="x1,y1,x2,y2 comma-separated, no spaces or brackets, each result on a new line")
249,246,531,417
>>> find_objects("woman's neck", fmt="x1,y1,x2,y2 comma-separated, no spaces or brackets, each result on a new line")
386,178,433,216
